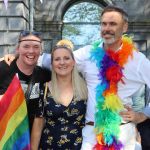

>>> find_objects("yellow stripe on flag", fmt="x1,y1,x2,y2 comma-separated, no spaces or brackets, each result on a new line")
0,88,24,139
0,100,27,149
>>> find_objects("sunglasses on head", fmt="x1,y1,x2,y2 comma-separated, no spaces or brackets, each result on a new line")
18,30,42,43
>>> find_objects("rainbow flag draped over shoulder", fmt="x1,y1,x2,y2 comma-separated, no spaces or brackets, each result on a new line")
0,75,30,150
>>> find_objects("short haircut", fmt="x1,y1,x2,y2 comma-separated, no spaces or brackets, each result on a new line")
101,5,128,22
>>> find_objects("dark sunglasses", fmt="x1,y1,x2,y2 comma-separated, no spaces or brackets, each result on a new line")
18,30,42,42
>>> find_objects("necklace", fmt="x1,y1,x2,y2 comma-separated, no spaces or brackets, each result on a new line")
90,35,136,149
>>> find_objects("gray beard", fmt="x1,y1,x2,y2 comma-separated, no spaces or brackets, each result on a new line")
102,37,116,45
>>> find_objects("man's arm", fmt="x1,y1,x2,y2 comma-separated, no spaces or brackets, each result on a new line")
38,53,51,70
143,105,150,118
138,53,150,87
73,45,92,73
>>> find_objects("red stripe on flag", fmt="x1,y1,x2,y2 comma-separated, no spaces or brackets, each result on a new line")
0,88,24,140
0,75,21,120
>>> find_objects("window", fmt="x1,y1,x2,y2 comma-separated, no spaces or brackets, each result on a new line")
62,2,103,49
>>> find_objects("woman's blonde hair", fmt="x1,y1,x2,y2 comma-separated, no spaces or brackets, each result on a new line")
50,39,88,103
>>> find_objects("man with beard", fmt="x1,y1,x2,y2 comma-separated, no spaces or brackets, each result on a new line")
40,6,150,150
2,6,150,150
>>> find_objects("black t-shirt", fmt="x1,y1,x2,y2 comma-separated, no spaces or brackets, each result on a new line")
0,59,51,133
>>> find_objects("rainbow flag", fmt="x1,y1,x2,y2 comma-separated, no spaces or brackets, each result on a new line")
0,75,30,150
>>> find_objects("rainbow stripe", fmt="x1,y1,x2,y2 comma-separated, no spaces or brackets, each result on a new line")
90,36,135,149
0,75,30,150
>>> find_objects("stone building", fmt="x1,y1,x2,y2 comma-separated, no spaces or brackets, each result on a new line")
0,0,150,58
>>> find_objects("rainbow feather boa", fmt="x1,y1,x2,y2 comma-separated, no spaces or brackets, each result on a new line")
90,35,136,150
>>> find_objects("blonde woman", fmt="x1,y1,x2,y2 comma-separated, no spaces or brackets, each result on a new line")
31,39,88,150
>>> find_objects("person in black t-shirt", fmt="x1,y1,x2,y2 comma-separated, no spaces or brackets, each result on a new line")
0,30,51,134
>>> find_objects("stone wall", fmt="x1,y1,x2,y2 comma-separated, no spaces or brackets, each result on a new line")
34,0,74,53
0,0,29,56
112,0,150,58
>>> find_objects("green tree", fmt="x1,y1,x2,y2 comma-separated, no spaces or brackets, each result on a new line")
62,2,103,48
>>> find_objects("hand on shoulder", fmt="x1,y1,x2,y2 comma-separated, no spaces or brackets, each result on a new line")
1,54,15,65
